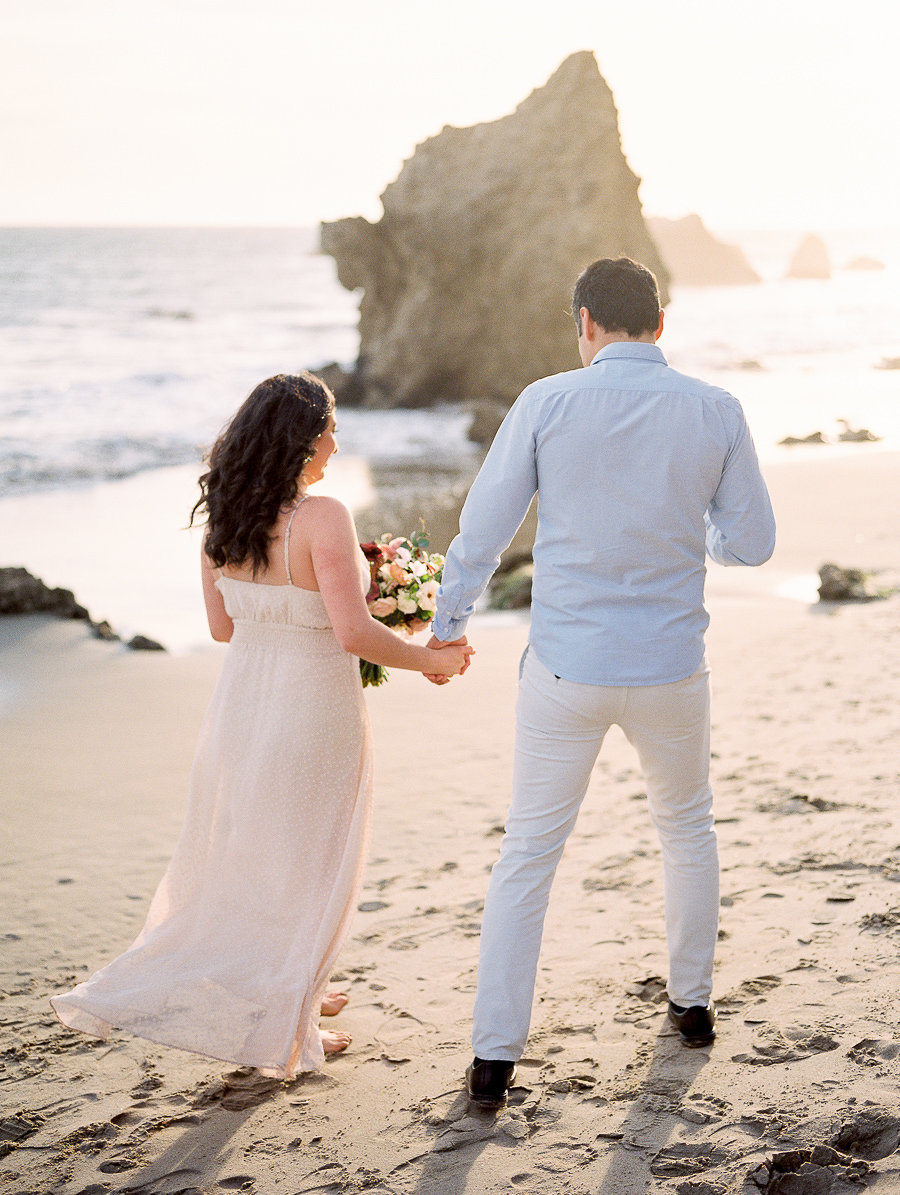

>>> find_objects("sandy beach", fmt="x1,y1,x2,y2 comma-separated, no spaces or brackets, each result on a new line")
2,449,899,1194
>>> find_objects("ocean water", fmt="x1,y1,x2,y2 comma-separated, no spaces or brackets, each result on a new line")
1,225,898,649
0,226,477,497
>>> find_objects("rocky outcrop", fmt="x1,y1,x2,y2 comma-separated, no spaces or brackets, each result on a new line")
0,566,166,649
817,563,887,602
786,234,831,279
837,419,880,443
777,421,881,447
321,52,669,408
0,567,89,619
647,214,760,285
777,431,828,446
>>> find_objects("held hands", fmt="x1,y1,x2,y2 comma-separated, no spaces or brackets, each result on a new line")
424,634,473,685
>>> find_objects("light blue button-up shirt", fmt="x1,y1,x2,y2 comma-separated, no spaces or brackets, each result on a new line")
433,342,776,685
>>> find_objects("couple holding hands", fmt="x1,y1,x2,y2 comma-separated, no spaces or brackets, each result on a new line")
52,258,774,1111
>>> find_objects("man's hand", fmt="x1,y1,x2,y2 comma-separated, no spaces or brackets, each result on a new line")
424,633,470,685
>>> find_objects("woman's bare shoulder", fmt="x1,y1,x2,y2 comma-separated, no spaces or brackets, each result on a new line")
303,493,351,517
301,494,356,536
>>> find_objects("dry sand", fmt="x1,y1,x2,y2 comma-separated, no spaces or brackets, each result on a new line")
2,450,899,1195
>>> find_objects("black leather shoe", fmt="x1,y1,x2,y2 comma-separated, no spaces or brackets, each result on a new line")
465,1057,517,1110
667,1000,716,1047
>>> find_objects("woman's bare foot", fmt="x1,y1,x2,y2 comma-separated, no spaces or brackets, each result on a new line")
320,1028,351,1055
320,990,349,1017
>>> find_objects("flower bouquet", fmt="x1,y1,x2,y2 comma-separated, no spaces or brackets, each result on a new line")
359,528,444,687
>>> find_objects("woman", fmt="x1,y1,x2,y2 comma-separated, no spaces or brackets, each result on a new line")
51,372,471,1076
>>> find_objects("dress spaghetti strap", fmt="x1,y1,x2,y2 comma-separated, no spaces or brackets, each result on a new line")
283,496,308,586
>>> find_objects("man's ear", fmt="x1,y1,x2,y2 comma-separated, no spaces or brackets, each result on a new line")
655,310,665,341
579,306,595,339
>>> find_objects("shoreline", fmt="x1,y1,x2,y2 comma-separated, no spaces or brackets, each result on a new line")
1,446,896,659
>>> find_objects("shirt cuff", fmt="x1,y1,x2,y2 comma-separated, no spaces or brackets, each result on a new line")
431,611,470,642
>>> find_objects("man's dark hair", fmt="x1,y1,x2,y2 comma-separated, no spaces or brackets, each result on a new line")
572,257,661,338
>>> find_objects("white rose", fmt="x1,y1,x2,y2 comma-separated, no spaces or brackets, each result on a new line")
396,590,418,615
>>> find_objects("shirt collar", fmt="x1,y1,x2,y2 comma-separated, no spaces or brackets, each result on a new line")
590,341,667,367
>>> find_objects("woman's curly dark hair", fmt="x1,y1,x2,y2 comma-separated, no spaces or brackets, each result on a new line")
191,372,334,574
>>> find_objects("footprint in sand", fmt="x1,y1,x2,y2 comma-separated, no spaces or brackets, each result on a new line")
717,975,783,1023
830,1108,900,1159
624,975,668,1004
859,906,900,931
847,1037,900,1066
191,1067,281,1111
0,1110,45,1157
131,1059,165,1100
731,1024,839,1066
649,1141,731,1178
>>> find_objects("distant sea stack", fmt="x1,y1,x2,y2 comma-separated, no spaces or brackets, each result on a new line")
320,51,669,408
787,234,831,279
647,215,760,286
845,255,885,271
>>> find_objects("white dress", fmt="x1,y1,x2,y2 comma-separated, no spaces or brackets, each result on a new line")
52,504,374,1076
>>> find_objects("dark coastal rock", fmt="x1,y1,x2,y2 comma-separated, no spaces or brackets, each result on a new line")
817,562,886,603
313,361,367,407
467,400,509,447
0,566,166,650
126,634,166,652
489,567,533,611
90,619,121,642
647,214,760,286
488,551,535,610
321,51,669,409
0,567,89,619
786,234,831,280
837,419,880,443
777,431,828,446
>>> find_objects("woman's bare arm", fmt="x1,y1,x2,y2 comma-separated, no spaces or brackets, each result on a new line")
200,541,234,643
308,498,471,676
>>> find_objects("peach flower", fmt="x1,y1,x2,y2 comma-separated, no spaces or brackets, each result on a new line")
369,596,398,617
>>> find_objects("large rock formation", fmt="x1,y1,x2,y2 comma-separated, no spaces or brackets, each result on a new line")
321,52,669,408
647,215,760,286
787,234,831,279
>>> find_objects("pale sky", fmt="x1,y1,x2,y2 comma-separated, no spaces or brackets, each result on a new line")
2,0,898,230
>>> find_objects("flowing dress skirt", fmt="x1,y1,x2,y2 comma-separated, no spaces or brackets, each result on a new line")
52,583,373,1077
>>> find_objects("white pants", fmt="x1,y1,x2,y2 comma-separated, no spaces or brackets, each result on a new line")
472,649,719,1060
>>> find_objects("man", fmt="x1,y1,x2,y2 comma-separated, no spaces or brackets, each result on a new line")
427,257,776,1111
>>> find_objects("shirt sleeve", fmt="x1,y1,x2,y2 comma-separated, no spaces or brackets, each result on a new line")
432,392,539,641
705,410,776,566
